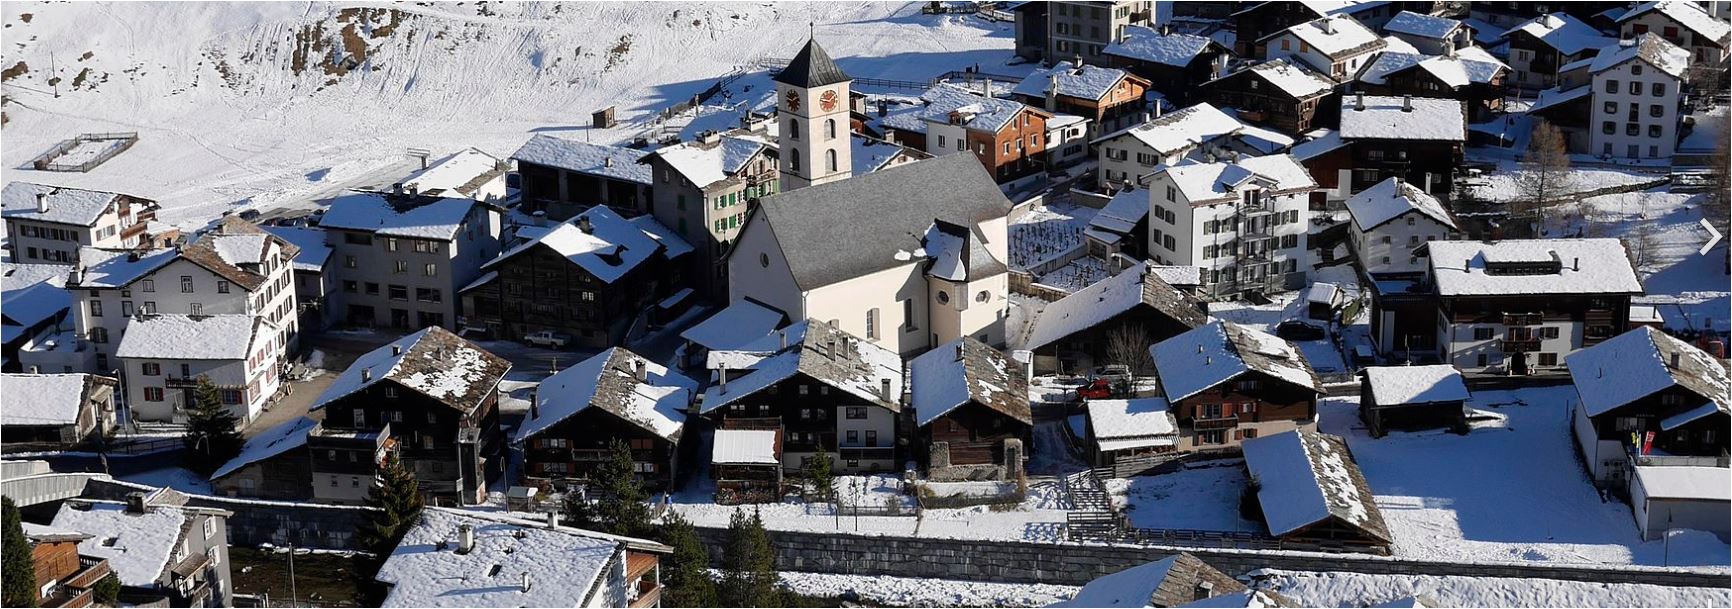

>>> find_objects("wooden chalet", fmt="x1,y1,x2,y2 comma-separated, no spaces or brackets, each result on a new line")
1200,58,1337,136
1241,429,1392,552
516,347,696,491
1023,261,1209,375
1567,326,1730,485
1358,365,1470,437
909,337,1032,482
21,523,113,608
1149,320,1322,452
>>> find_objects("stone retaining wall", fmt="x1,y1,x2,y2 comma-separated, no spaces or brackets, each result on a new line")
692,526,1730,589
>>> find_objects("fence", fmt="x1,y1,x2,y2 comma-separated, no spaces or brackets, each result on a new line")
1120,527,1390,554
1090,451,1185,479
29,132,139,172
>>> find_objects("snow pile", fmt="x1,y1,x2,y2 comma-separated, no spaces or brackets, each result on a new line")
1116,461,1261,532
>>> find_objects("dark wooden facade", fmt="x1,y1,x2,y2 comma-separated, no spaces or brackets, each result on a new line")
1035,306,1202,375
1104,44,1231,106
1591,384,1730,458
707,372,901,472
463,240,674,349
30,536,111,608
211,447,313,501
1200,67,1335,135
319,381,504,505
1341,137,1461,196
1368,63,1507,122
521,407,679,491
1172,370,1318,449
517,160,651,221
923,401,1032,467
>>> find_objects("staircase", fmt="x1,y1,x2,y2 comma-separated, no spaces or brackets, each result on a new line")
1061,470,1121,541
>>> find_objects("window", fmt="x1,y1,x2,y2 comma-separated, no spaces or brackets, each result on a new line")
1538,353,1558,366
1472,327,1494,340
1605,79,1618,93
976,291,989,303
189,303,203,315
144,387,164,401
343,280,358,293
1604,101,1617,114
1648,124,1663,138
143,363,161,376
1651,82,1665,96
937,135,946,148
90,300,103,317
825,118,836,140
903,299,916,331
1650,104,1665,118
353,409,367,427
789,149,801,172
1628,80,1641,94
846,406,867,420
846,430,858,444
1198,429,1226,445
388,285,408,301
90,328,109,344
421,435,435,450
865,308,879,339
393,260,408,274
416,288,442,303
826,149,837,173
221,389,243,404
217,280,230,294
180,276,195,293
788,120,800,140
1627,123,1641,136
1165,186,1176,201
427,412,438,424
345,255,358,269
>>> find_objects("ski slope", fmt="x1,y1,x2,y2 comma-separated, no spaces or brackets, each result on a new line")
1,1,1026,229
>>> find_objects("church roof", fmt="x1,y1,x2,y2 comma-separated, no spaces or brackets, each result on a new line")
775,36,851,88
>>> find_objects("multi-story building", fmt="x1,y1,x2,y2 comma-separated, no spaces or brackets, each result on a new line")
1142,154,1316,299
1045,1,1155,64
2,182,159,264
1358,44,1511,122
309,327,510,505
1199,57,1338,136
1345,177,1460,276
1233,0,1416,58
317,189,502,330
66,218,300,374
460,207,690,348
1101,25,1232,105
1021,261,1209,374
876,83,1053,184
1421,238,1643,375
511,136,652,220
262,224,339,331
1009,60,1152,135
1383,11,1477,56
727,154,1012,356
1567,326,1729,490
115,314,282,425
1092,102,1248,188
1260,14,1387,82
400,147,511,202
1531,34,1692,160
54,491,233,607
775,36,854,192
1502,13,1612,89
699,319,904,474
639,129,777,301
1148,320,1322,452
515,347,697,491
1616,0,1730,66
908,337,1032,482
1337,94,1466,196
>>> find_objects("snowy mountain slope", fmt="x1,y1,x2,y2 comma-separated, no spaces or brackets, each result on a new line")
0,2,1024,228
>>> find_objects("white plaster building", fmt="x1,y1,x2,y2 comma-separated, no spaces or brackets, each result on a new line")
3,182,159,264
1091,102,1247,189
1142,154,1316,298
1261,14,1387,81
1616,0,1730,67
1344,178,1459,275
775,36,852,192
115,314,281,424
728,153,1011,356
317,189,502,330
1531,34,1693,160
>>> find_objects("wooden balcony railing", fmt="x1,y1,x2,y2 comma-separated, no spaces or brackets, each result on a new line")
1498,338,1541,352
1192,417,1239,431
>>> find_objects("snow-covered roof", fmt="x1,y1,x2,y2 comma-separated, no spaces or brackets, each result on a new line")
1289,128,1347,161
851,135,924,175
318,191,485,240
1526,83,1595,114
1105,26,1220,67
53,500,194,587
511,135,653,185
2,280,70,332
1339,95,1466,141
1362,365,1469,406
701,320,903,413
1148,265,1205,287
1424,239,1642,297
1273,15,1386,59
1232,123,1297,154
1150,320,1321,402
712,429,780,465
1012,61,1140,102
1091,103,1244,154
1024,261,1208,350
483,207,663,284
913,83,1036,134
1566,326,1729,418
312,326,510,414
1505,14,1611,56
401,148,508,199
211,416,316,480
206,233,269,267
1234,57,1336,99
263,225,333,271
1345,177,1457,232
1053,553,1272,608
1384,11,1462,39
0,373,101,426
1241,429,1390,542
71,247,178,289
1086,397,1177,452
1634,466,1732,502
516,348,695,443
1359,50,1507,87
681,300,787,351
1089,188,1151,237
910,337,1030,428
1159,154,1317,204
376,509,661,608
114,314,267,361
1618,1,1732,45
2,182,133,227
2,262,69,293
627,215,693,260
643,134,769,189
1589,33,1693,79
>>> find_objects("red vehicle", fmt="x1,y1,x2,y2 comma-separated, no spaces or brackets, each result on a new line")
1076,378,1114,401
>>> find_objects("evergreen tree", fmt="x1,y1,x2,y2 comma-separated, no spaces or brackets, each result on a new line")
591,439,651,538
92,574,120,605
719,509,781,608
3,497,36,608
802,449,834,502
182,376,243,474
657,511,717,607
352,453,423,605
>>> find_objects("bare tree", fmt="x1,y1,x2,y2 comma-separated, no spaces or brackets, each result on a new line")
1628,214,1660,273
1705,132,1731,236
1515,119,1574,234
1105,323,1151,382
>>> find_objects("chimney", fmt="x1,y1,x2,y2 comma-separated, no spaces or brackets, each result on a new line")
393,183,404,196
718,365,729,394
578,215,594,234
1670,352,1681,368
1444,42,1455,58
634,359,647,382
124,492,150,514
827,336,838,359
1572,257,1579,271
604,156,614,168
408,184,419,196
955,342,964,361
880,378,893,402
1160,23,1171,36
67,268,82,285
35,192,48,213
1322,18,1334,35
520,572,532,593
362,367,372,382
1354,93,1365,111
546,511,558,529
392,344,403,356
876,99,888,117
1046,72,1060,112
1402,95,1413,112
779,330,788,350
531,210,548,227
457,524,475,554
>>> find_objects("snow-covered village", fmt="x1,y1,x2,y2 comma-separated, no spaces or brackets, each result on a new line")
0,1,1728,607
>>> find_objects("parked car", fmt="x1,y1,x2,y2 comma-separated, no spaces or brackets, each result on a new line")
1076,378,1114,401
1091,364,1131,384
523,330,573,348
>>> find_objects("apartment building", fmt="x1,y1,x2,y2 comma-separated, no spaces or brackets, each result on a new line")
1142,154,1317,299
3,182,159,264
317,189,502,331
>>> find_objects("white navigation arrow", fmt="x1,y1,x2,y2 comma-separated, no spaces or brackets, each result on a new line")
1702,219,1724,256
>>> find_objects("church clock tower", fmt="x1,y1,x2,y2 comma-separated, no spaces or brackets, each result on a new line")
775,33,852,192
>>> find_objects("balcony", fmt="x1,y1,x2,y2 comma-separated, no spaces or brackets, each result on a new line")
1501,312,1543,326
720,417,783,431
1192,417,1238,431
839,446,895,462
1498,338,1542,352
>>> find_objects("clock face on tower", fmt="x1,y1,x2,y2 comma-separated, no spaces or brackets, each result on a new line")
785,90,801,112
819,90,839,112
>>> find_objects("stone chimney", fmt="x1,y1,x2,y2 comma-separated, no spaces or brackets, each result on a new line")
520,572,532,593
392,345,403,356
393,183,404,196
634,359,647,382
1354,93,1366,111
124,491,150,514
546,511,558,529
35,192,48,213
1045,72,1060,112
1402,95,1413,112
362,367,372,382
718,365,729,394
604,156,614,168
457,524,475,554
578,215,594,234
876,99,888,117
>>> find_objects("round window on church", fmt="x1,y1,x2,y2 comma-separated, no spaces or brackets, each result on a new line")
759,253,769,268
976,291,989,303
937,291,951,305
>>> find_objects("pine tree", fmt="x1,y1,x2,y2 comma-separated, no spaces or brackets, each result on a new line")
802,449,834,503
592,439,651,538
353,453,423,605
3,497,37,608
657,511,718,607
719,509,781,608
182,376,243,474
